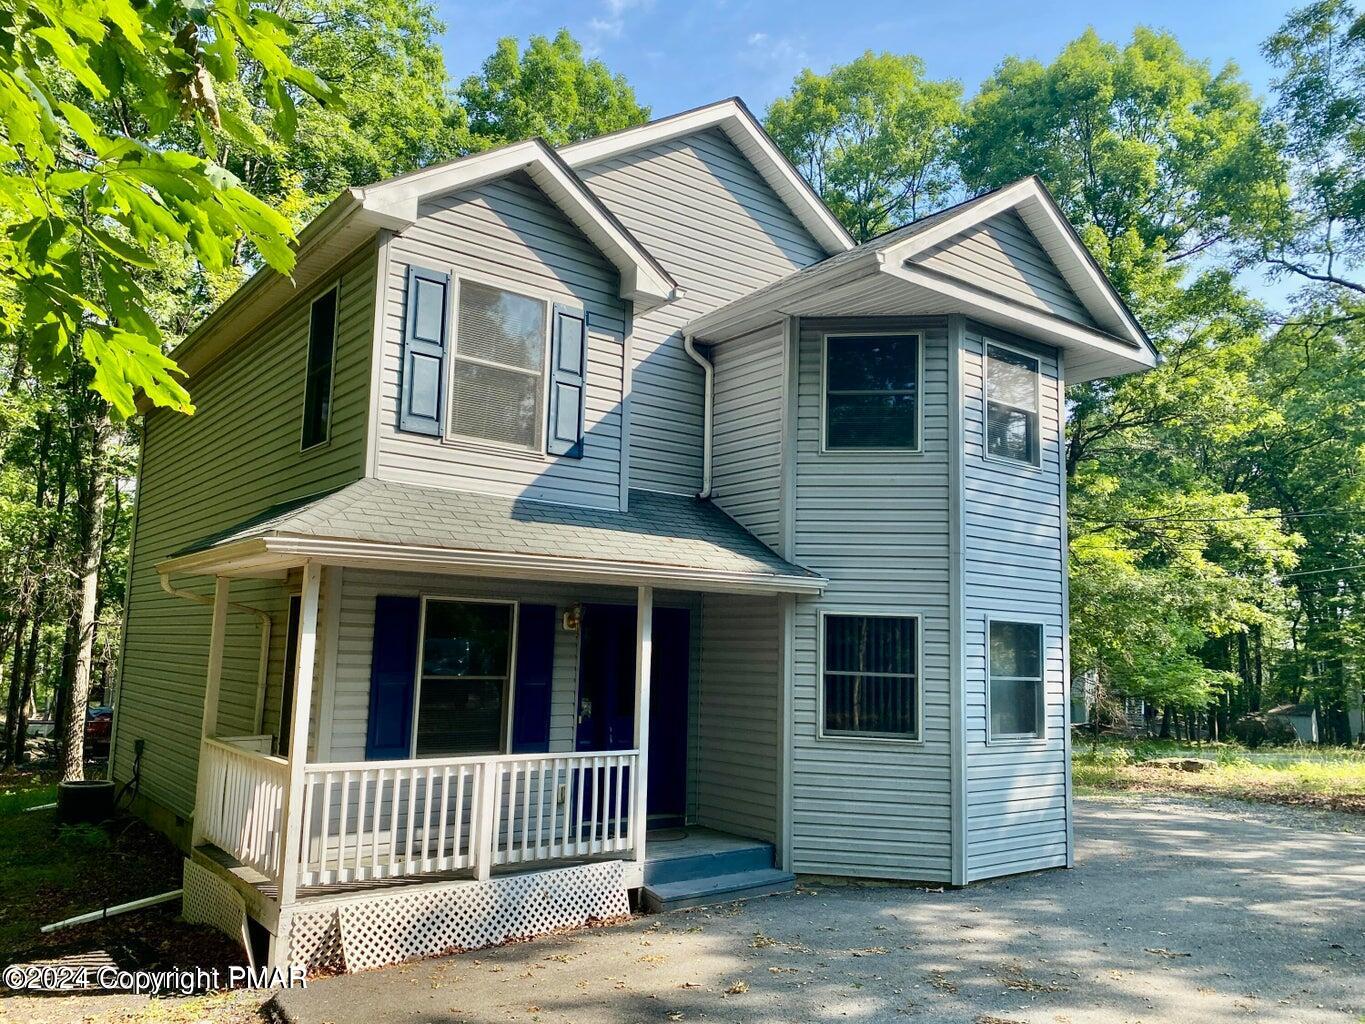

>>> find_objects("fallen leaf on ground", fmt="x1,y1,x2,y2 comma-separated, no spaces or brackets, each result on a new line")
725,980,749,995
1144,947,1193,958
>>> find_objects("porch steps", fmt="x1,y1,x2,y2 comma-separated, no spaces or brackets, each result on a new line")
641,831,795,912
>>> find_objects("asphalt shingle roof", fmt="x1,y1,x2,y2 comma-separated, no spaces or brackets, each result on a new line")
176,478,821,585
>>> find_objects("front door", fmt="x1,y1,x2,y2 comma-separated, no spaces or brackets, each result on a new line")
576,603,690,823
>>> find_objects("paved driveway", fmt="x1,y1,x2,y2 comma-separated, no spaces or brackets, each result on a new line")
274,795,1364,1024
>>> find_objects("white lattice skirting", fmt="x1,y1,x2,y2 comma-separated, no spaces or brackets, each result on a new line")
182,859,253,966
286,861,630,974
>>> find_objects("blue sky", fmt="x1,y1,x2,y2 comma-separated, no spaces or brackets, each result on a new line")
434,0,1300,306
435,0,1292,114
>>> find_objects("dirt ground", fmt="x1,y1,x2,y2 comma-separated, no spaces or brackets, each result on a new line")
5,793,1363,1024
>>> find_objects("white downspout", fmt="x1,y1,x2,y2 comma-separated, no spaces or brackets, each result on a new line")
683,333,714,499
160,573,273,733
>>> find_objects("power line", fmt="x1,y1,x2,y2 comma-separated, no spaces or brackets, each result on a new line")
1076,507,1363,527
1280,562,1365,580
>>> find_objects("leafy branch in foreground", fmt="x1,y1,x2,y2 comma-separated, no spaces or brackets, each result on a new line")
0,0,337,417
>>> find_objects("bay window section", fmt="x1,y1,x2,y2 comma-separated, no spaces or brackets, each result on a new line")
414,599,515,757
821,614,919,739
985,344,1040,465
988,620,1044,739
823,333,920,450
451,280,548,450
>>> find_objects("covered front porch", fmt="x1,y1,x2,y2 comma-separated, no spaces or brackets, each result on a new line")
163,481,823,970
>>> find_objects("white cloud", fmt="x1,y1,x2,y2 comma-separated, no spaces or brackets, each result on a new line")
584,0,653,52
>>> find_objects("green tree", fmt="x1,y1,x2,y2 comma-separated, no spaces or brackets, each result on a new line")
1258,0,1365,296
459,31,648,150
765,51,962,242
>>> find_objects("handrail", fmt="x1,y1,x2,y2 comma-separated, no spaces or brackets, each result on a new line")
303,748,642,775
203,736,288,767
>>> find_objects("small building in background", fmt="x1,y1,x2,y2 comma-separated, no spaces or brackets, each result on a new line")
1265,703,1319,744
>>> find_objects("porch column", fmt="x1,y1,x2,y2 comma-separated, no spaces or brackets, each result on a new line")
278,561,322,910
633,585,653,868
191,576,231,847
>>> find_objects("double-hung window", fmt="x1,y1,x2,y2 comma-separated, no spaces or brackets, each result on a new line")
821,613,919,739
450,280,548,450
414,599,515,757
985,344,1040,465
823,333,920,450
301,287,339,450
988,620,1045,740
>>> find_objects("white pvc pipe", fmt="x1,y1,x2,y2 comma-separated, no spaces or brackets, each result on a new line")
41,889,182,933
160,574,272,732
682,334,714,499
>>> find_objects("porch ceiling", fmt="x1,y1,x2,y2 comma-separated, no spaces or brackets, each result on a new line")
158,478,826,595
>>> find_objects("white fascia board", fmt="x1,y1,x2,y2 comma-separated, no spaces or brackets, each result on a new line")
358,140,675,303
881,177,1151,354
560,99,855,256
886,263,1157,378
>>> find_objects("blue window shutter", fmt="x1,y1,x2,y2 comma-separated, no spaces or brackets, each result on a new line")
399,266,450,436
365,596,420,759
511,604,556,753
547,304,586,457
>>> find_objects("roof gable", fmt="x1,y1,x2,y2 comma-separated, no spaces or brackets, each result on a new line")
559,98,854,257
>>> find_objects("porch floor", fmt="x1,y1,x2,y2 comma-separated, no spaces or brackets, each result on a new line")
194,827,765,904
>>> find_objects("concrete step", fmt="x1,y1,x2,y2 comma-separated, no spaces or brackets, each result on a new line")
642,867,796,912
644,840,776,887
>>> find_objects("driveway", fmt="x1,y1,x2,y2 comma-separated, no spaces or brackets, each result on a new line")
272,795,1364,1024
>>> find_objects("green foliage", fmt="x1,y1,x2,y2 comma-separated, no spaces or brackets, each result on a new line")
0,0,338,418
765,51,962,241
459,30,649,150
1258,0,1365,294
958,28,1285,273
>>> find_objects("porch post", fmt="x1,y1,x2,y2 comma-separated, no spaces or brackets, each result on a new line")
201,576,230,742
633,585,653,868
277,561,322,912
192,576,231,847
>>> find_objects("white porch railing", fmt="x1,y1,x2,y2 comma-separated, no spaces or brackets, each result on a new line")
198,743,642,890
196,737,289,878
296,750,640,886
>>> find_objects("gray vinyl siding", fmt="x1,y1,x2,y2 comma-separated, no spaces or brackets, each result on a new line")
960,326,1070,880
910,210,1097,328
322,570,704,824
789,317,954,881
709,323,785,550
695,593,782,842
113,250,375,819
373,172,628,510
577,128,826,495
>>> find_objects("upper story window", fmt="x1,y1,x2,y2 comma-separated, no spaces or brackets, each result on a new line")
822,333,920,451
451,280,549,450
985,344,1040,466
300,287,339,450
821,613,919,740
988,620,1044,740
414,598,515,757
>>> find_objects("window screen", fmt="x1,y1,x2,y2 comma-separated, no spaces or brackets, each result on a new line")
301,288,338,449
451,281,547,449
989,620,1044,738
415,600,514,757
823,334,919,450
822,614,918,738
986,345,1040,465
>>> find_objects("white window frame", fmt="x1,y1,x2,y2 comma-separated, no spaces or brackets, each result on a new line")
984,616,1047,744
299,282,341,453
410,594,521,758
444,271,555,458
982,339,1043,470
819,331,925,455
816,608,924,744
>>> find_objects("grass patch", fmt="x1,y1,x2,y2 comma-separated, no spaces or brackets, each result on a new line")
0,767,244,975
1072,739,1365,813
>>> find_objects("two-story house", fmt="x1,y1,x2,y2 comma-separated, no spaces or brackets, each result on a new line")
109,98,1156,973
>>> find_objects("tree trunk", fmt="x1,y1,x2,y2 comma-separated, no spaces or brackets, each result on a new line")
1159,705,1172,739
61,411,108,783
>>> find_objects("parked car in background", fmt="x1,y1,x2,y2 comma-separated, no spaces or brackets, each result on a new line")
85,706,113,755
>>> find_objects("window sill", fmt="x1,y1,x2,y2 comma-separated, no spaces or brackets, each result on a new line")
984,734,1049,748
981,452,1044,473
816,731,926,747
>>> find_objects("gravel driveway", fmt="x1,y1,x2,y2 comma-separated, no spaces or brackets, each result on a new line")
272,794,1364,1024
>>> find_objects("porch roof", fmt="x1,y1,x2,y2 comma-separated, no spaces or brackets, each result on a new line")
159,478,826,595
